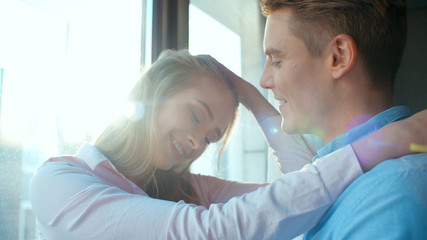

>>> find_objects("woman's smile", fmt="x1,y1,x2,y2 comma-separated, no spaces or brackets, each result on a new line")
172,137,185,160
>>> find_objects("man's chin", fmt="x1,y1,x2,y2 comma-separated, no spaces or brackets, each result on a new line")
281,120,298,134
281,119,314,135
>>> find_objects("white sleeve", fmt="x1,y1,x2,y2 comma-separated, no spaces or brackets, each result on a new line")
167,145,362,239
189,173,267,207
30,145,361,240
258,116,324,174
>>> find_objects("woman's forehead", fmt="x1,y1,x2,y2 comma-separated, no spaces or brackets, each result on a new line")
177,74,236,123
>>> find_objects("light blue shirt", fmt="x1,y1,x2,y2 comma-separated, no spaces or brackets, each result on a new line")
304,106,427,239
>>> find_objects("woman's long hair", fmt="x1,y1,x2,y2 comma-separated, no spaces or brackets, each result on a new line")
94,49,238,204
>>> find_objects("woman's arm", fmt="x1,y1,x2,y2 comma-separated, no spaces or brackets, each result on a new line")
193,109,427,209
30,149,360,240
168,148,361,240
352,109,427,171
188,173,267,207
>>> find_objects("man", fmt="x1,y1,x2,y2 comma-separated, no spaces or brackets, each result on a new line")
259,0,427,239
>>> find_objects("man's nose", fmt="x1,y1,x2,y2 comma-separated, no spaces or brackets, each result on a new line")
260,62,273,89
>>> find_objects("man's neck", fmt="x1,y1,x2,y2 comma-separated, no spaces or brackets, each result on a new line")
321,90,394,145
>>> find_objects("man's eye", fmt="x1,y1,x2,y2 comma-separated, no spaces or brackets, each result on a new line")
272,61,281,67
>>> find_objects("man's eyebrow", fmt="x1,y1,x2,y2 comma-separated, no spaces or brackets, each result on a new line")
196,99,213,121
264,48,282,56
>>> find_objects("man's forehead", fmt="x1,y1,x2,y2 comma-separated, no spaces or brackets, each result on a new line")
263,13,289,54
266,7,292,23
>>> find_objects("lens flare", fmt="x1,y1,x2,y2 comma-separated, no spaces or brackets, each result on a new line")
311,128,324,137
123,101,145,121
270,127,279,135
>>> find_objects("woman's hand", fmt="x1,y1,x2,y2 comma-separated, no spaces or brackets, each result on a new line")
197,54,252,102
352,109,427,172
398,109,427,152
198,54,280,119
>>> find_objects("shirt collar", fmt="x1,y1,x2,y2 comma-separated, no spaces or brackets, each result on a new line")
76,142,112,170
75,142,146,195
314,106,411,161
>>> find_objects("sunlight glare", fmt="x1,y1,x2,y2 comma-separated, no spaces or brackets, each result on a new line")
123,101,145,121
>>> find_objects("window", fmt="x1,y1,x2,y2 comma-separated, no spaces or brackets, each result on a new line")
0,0,144,238
0,1,283,238
188,0,271,183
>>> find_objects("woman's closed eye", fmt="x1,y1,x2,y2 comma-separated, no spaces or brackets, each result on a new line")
191,110,200,124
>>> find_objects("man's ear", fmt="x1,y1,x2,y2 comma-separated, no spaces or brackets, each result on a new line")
329,34,357,79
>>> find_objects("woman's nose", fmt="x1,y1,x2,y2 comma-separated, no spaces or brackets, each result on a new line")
187,132,201,150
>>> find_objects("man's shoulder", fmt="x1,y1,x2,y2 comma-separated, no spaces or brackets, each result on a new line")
367,152,427,178
346,152,427,197
322,152,427,221
305,153,427,239
376,152,427,167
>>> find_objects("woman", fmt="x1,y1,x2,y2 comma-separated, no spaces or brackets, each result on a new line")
29,49,426,239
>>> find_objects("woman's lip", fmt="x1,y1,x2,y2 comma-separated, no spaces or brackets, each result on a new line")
171,137,186,161
170,138,182,161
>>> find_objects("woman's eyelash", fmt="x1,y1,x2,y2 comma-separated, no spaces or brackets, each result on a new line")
192,110,200,124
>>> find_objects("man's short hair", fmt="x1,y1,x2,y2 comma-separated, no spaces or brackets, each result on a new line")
260,0,407,89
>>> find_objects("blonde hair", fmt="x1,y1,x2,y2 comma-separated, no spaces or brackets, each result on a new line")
95,49,238,204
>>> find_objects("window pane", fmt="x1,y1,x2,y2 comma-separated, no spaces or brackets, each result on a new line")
188,0,268,183
0,0,144,238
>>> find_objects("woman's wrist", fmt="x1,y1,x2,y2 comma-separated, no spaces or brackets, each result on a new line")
237,81,259,107
351,120,411,172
